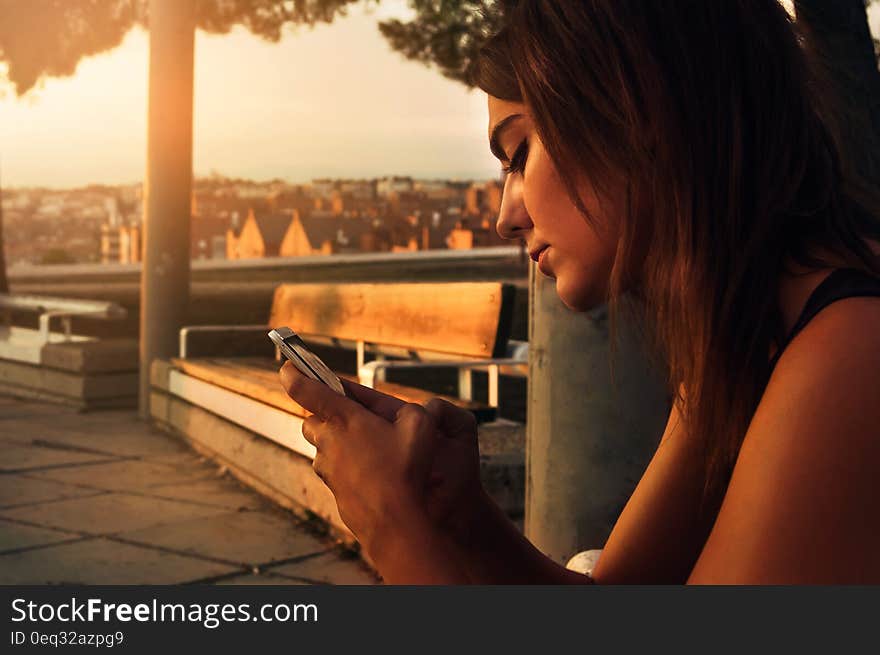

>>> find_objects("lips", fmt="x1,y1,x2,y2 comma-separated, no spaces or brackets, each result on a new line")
529,245,549,263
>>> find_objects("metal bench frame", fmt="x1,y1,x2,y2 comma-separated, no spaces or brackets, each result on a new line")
178,326,528,413
0,293,126,344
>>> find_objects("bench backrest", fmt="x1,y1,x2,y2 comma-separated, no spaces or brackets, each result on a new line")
0,293,125,318
268,282,515,358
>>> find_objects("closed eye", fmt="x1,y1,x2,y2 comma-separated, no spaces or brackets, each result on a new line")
502,139,529,176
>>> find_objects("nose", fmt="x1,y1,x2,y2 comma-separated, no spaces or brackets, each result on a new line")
495,173,532,241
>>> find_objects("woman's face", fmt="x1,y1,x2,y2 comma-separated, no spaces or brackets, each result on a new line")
488,95,621,311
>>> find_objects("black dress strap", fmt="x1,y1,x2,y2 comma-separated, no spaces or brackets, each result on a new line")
769,268,880,372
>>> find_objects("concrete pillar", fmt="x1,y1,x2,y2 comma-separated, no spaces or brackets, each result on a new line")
139,0,195,418
525,264,670,564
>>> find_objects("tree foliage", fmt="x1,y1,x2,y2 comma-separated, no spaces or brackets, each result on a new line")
376,0,879,89
0,1,138,97
377,0,513,86
0,0,360,97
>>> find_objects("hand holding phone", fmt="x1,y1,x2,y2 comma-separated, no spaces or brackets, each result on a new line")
268,327,346,396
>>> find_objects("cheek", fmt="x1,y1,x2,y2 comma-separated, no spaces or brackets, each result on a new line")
521,142,620,309
521,142,571,225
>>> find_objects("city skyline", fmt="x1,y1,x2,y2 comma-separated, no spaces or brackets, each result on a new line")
0,2,501,189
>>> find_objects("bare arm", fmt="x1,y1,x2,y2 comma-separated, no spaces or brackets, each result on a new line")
369,490,594,585
590,396,721,584
688,298,880,583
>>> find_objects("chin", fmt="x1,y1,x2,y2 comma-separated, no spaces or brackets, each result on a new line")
554,275,605,312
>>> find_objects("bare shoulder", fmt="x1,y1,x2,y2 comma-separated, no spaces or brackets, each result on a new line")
688,296,880,583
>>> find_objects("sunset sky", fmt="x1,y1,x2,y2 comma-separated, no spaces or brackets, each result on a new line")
0,2,500,189
1,1,877,189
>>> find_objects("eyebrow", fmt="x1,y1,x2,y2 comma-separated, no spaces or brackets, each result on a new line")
489,113,525,162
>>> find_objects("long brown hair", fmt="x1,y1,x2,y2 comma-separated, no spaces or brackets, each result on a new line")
472,0,880,501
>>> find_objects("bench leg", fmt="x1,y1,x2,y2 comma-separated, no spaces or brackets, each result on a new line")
38,314,51,343
488,364,499,408
458,368,472,402
356,341,365,372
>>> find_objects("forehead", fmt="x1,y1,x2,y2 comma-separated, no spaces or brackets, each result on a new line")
487,96,528,133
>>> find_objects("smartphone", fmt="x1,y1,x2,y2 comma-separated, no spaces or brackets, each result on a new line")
268,327,346,396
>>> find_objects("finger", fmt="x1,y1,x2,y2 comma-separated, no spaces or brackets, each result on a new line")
312,453,330,487
279,361,361,422
340,377,407,422
394,403,439,443
300,415,322,448
422,397,478,439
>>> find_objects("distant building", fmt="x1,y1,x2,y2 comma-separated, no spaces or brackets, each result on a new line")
421,212,462,250
267,187,312,216
465,180,503,217
228,209,298,259
119,223,141,264
102,221,142,264
447,217,506,250
376,176,413,197
414,180,463,202
226,221,244,260
285,214,371,256
311,179,336,199
105,197,120,228
100,224,120,264
338,179,375,199
191,215,231,260
234,184,267,199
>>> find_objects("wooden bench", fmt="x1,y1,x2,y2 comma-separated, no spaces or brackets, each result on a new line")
0,293,137,408
150,281,527,542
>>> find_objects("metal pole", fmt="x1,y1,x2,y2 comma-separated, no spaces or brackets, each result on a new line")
139,0,195,418
524,264,670,564
0,158,9,294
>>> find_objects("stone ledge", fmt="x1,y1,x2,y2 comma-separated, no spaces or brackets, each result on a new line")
151,390,353,543
0,380,136,411
150,386,526,549
40,338,138,374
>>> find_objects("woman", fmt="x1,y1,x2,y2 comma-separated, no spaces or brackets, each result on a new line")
280,0,880,583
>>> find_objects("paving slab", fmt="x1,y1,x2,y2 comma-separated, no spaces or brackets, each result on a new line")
0,492,231,535
0,393,378,584
3,425,192,460
0,537,239,584
138,477,269,512
144,450,219,468
51,410,145,429
0,474,105,509
0,445,120,473
215,573,309,586
27,458,218,493
271,551,379,585
1,414,90,433
0,518,82,554
117,509,330,567
0,397,74,419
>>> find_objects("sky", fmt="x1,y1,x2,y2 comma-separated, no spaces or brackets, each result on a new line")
0,2,501,189
1,1,877,189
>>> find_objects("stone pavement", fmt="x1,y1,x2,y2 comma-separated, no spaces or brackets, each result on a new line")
0,393,379,585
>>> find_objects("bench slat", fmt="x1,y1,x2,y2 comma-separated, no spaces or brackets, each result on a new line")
171,357,497,422
268,282,515,359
